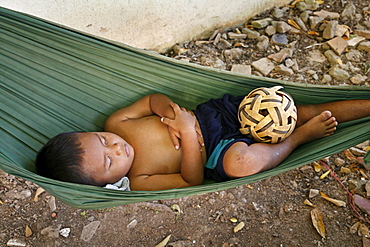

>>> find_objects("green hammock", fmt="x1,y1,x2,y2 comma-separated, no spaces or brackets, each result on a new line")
1,7,369,209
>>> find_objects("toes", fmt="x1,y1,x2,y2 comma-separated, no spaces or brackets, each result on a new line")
320,110,332,120
326,119,338,129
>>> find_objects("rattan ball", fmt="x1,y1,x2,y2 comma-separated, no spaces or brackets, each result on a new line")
238,86,297,143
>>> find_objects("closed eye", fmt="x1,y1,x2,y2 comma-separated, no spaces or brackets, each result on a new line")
107,156,112,168
100,135,108,146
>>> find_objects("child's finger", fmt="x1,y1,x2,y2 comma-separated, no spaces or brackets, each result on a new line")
169,131,180,150
160,116,172,126
169,102,181,112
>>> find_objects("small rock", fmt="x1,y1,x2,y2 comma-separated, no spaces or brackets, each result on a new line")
305,0,319,11
295,1,307,11
334,157,346,166
231,64,252,74
348,179,363,191
358,41,370,52
256,36,269,50
81,221,100,242
59,228,71,238
354,30,370,39
251,58,275,76
300,165,314,174
299,11,310,23
350,147,367,156
285,58,294,68
321,74,332,83
223,48,244,60
265,25,276,36
345,50,363,62
6,239,26,247
271,34,289,45
322,21,338,40
354,194,370,215
347,36,366,47
351,75,368,85
251,18,272,29
274,64,294,76
241,28,260,39
227,32,247,40
272,7,287,18
5,189,32,200
308,50,326,64
335,24,349,37
276,21,291,34
268,48,293,63
41,224,62,238
326,37,348,55
309,189,320,198
324,50,341,66
219,38,232,48
340,167,351,174
313,10,340,19
329,65,350,80
341,3,356,19
309,16,324,30
48,196,57,212
127,219,138,229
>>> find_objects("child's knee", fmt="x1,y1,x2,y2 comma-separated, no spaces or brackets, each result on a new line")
223,142,259,178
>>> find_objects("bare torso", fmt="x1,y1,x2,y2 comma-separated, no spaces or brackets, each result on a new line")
107,115,207,190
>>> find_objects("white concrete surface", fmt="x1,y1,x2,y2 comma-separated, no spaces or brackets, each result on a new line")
0,0,291,52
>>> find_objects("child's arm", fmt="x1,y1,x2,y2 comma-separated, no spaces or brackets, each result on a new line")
131,103,204,190
105,93,203,148
105,93,175,125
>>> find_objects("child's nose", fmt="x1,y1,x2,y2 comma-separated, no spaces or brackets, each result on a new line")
113,143,122,156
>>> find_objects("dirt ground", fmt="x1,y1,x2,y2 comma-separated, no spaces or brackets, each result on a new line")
1,0,370,246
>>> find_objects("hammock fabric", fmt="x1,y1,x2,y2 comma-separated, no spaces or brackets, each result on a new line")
1,7,369,209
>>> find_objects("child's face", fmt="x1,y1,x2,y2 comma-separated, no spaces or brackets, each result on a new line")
78,132,134,185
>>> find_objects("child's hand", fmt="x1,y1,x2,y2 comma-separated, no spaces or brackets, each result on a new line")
161,103,203,149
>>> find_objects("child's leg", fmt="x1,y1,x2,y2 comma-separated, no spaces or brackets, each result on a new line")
223,111,337,178
296,99,370,126
223,99,370,179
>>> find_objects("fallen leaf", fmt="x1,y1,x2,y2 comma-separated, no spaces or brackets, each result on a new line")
245,184,253,189
287,19,301,30
320,170,331,179
359,169,369,179
344,149,356,161
313,162,322,172
316,0,324,4
304,199,317,207
358,223,369,237
34,187,45,202
337,58,343,65
230,218,238,223
25,225,32,237
308,31,320,36
233,222,245,233
155,234,171,247
320,192,346,207
311,208,326,238
350,222,361,234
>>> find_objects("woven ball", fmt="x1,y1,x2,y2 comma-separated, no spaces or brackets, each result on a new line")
238,86,297,143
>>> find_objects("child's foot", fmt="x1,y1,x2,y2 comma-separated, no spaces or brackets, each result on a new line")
292,111,338,145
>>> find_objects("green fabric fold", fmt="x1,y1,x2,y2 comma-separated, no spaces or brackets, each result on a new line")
1,7,369,209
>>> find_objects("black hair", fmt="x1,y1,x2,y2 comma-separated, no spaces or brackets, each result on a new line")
36,131,101,186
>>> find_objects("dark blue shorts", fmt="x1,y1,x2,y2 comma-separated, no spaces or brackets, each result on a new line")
194,94,255,182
